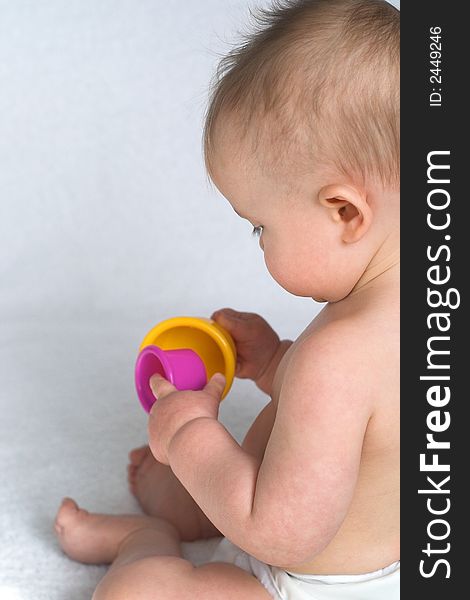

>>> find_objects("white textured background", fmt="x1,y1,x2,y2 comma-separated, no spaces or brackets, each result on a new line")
0,1,322,598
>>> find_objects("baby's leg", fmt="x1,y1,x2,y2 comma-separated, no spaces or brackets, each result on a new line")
55,499,271,600
128,446,220,540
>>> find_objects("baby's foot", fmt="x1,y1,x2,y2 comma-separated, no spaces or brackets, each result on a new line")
54,498,166,564
127,445,215,541
127,445,174,516
127,445,153,498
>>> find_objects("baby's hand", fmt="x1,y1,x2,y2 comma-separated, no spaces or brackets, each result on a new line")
211,308,281,389
147,372,226,465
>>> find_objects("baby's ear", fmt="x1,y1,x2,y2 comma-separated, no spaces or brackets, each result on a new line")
318,184,372,243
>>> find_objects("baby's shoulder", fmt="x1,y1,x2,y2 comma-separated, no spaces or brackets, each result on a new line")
269,322,376,437
283,321,374,403
283,316,393,409
302,305,398,369
295,315,374,362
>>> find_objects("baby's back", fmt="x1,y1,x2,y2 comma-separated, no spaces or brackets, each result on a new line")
272,289,399,575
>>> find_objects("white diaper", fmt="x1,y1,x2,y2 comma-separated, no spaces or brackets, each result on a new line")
207,537,400,600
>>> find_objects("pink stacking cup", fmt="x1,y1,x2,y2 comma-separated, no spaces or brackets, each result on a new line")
135,345,207,413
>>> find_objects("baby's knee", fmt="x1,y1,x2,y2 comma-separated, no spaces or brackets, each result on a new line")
93,556,193,600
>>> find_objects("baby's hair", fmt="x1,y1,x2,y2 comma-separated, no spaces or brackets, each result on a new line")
203,0,400,189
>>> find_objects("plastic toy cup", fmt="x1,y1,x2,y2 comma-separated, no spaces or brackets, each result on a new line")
135,346,208,413
135,316,237,413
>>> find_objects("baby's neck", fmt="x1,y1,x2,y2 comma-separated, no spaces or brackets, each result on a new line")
350,236,400,298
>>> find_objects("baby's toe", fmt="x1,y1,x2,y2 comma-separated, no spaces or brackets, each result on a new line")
55,498,78,531
54,497,90,537
127,464,138,492
128,445,151,466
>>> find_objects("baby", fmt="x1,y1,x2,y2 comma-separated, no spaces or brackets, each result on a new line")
55,0,400,598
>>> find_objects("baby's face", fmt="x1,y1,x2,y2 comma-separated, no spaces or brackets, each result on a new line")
209,129,340,301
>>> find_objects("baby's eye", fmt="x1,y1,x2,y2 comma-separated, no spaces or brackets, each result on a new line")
252,226,264,237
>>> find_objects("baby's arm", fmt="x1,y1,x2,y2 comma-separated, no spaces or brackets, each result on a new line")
167,325,373,566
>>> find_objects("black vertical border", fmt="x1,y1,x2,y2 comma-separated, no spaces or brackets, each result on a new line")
401,2,465,597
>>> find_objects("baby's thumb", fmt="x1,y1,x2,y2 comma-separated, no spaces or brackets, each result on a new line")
204,373,226,400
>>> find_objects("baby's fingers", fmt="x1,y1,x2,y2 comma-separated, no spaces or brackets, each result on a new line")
211,308,256,339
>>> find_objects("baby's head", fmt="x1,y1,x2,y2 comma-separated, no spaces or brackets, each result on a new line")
204,0,400,302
